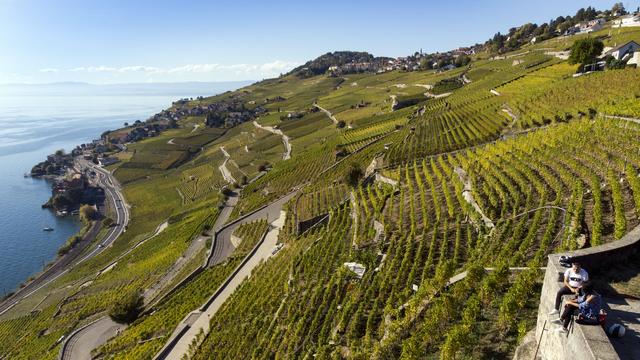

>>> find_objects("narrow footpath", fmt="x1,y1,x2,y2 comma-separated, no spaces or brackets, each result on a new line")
253,120,291,160
454,167,495,229
313,104,339,125
218,146,236,183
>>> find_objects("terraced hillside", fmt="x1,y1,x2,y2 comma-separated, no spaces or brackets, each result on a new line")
1,15,639,360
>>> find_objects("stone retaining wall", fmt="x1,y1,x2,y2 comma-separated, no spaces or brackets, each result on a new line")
534,225,640,360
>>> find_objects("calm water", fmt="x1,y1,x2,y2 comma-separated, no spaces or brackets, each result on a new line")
0,82,248,294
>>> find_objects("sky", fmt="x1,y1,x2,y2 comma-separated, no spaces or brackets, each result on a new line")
0,0,636,84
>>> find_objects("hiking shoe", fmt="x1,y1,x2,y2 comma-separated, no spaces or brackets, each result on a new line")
553,327,568,334
548,309,559,316
550,319,563,325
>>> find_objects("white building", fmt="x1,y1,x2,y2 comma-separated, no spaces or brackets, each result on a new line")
614,14,640,28
627,52,640,66
604,41,640,60
578,19,605,33
98,157,119,166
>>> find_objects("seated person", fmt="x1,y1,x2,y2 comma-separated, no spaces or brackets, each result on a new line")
549,260,588,315
552,281,601,333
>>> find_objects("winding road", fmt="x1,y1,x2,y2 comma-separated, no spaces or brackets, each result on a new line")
155,190,298,359
0,159,129,318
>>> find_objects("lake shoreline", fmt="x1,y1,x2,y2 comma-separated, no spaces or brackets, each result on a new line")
0,83,245,296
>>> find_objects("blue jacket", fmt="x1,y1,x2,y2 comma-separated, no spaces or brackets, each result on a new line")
578,293,601,321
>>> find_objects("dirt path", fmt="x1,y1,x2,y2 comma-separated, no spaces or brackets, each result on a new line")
502,105,518,127
389,95,397,110
424,92,452,99
313,104,339,125
191,124,200,133
253,120,291,160
454,167,495,229
218,146,236,183
601,114,640,125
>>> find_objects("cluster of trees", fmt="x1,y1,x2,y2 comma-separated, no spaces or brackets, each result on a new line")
418,53,472,70
290,51,391,78
485,3,629,54
568,38,604,67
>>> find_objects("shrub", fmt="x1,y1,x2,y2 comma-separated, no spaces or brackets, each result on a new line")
344,162,364,187
568,38,604,66
102,217,114,227
109,291,144,324
79,204,98,223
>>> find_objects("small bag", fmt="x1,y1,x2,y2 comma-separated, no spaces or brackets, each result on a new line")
599,309,607,328
559,255,572,268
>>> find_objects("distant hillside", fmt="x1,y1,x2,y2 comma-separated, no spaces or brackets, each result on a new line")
289,51,392,77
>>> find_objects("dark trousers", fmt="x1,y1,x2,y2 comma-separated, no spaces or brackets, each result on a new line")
555,285,574,310
560,303,578,329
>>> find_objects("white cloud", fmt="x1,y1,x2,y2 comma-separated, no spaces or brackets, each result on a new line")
259,60,299,72
33,60,300,82
86,66,117,72
118,65,162,73
167,64,221,73
166,61,299,75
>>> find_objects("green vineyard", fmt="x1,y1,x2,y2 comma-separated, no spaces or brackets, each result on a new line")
2,12,640,360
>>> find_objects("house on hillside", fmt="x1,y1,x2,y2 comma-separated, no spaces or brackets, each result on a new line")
98,157,119,167
578,19,605,33
604,41,640,60
627,52,640,67
614,14,640,27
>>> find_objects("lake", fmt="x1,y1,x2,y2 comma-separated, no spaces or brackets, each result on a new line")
0,81,249,294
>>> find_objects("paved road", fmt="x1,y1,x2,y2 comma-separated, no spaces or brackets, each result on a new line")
0,159,129,317
61,317,125,360
77,160,130,260
157,210,289,360
59,219,169,360
207,191,297,267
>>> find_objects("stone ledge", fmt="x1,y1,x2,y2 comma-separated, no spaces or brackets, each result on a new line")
534,224,640,360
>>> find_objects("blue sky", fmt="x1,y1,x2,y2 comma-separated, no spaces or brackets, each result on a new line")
0,0,635,84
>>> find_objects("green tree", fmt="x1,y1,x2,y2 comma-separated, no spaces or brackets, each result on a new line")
79,204,97,223
109,291,144,324
612,2,627,16
344,162,364,188
568,38,604,66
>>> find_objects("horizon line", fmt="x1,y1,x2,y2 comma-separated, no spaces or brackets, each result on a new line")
0,80,257,86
